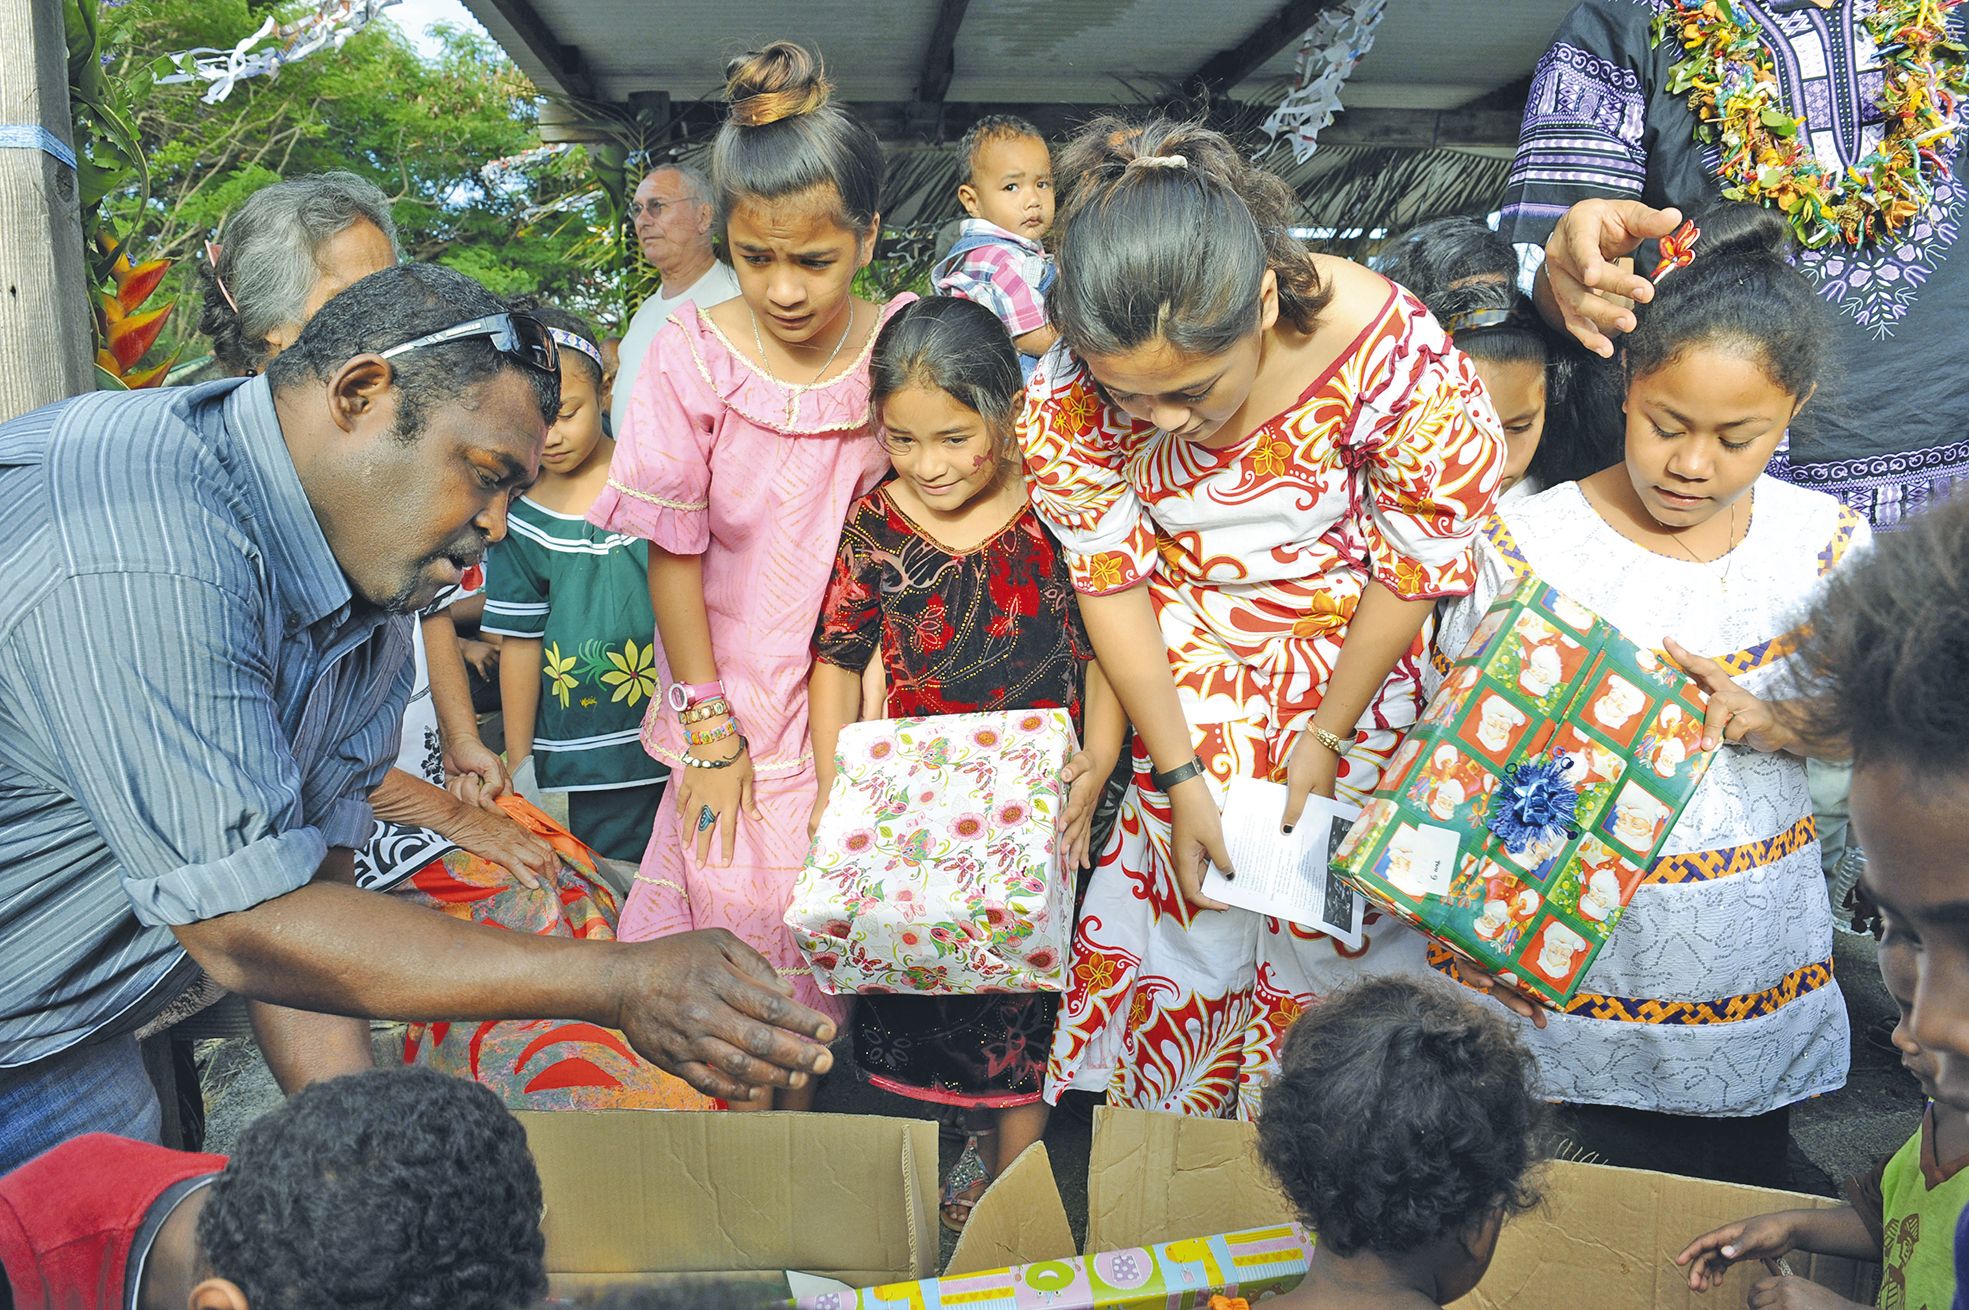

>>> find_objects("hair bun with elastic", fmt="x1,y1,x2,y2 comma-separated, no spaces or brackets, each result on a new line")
724,41,832,127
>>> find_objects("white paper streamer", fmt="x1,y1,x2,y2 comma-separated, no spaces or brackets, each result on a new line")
156,0,402,104
1260,0,1388,163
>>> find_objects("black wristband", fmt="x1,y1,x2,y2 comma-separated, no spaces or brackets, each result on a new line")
1150,755,1207,793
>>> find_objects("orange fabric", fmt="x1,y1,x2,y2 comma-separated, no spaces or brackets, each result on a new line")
395,796,711,1111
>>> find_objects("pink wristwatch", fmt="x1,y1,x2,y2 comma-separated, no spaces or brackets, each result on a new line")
666,678,725,712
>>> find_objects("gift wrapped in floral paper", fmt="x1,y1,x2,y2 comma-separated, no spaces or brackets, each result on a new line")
787,708,1076,995
1331,574,1714,1005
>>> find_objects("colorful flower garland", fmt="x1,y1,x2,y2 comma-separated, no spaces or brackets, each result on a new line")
1652,0,1969,247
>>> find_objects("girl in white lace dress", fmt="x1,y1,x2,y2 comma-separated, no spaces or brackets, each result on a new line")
1434,207,1868,1186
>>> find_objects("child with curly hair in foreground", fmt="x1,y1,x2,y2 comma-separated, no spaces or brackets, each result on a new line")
1256,976,1545,1308
0,1066,547,1310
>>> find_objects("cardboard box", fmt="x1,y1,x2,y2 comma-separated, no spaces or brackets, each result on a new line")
1460,1164,1877,1310
946,1142,1077,1276
1333,575,1714,1005
1084,1106,1286,1251
520,1110,939,1290
787,709,1076,994
1080,1108,1877,1310
521,1106,1877,1309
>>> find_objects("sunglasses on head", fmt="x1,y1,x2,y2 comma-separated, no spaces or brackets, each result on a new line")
377,312,559,376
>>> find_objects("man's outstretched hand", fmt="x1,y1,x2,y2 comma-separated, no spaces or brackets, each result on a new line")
612,929,836,1102
1539,198,1685,357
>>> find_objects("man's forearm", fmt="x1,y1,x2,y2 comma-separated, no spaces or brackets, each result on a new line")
173,875,624,1031
371,767,471,828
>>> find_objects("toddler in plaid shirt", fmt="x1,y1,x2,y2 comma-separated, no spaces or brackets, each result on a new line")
932,115,1056,376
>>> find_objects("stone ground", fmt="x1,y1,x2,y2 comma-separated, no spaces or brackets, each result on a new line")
197,928,1919,1266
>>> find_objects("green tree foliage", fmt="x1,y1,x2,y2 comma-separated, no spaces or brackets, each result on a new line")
95,0,609,364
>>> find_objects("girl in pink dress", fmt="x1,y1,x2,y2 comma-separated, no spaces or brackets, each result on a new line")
1024,118,1503,1119
588,41,911,1109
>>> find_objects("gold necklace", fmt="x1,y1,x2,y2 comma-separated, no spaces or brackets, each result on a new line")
1663,497,1740,589
750,301,857,387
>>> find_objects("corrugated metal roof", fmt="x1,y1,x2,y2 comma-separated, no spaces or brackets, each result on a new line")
464,0,1576,111
462,0,1570,230
941,0,1284,103
521,0,947,102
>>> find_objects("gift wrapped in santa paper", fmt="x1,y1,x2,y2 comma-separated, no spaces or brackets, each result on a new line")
786,708,1076,995
1331,574,1714,1006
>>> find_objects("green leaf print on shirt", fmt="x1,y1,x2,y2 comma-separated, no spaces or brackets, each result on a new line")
574,638,657,708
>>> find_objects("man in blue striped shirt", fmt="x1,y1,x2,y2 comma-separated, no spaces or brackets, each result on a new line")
0,265,834,1170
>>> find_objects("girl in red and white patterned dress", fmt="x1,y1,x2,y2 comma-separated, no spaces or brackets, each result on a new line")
1024,117,1504,1119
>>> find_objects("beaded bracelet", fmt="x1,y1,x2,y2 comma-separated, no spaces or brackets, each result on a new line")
680,735,747,769
678,697,731,725
686,718,739,747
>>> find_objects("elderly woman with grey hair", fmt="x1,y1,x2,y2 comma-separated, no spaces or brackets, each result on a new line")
198,171,400,375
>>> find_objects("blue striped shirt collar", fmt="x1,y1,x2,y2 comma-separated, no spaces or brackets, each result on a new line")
223,375,352,629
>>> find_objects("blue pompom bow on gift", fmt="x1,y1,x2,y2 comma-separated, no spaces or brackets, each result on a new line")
1486,755,1581,854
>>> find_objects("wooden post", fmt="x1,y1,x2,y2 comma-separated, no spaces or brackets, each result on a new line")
0,0,94,424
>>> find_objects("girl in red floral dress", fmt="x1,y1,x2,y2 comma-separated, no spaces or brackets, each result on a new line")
809,297,1124,1229
1024,117,1504,1120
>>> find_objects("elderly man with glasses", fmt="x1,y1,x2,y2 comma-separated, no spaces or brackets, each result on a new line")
611,162,739,438
0,264,835,1171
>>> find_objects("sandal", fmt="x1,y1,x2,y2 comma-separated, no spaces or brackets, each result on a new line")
939,1135,993,1234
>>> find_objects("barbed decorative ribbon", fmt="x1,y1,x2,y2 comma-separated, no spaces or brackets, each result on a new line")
1260,0,1388,163
155,0,403,105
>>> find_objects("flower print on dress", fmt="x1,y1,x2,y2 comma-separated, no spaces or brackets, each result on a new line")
606,638,657,706
994,800,1032,828
542,642,579,709
911,594,953,652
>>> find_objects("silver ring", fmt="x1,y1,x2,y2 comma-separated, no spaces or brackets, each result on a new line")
696,805,716,832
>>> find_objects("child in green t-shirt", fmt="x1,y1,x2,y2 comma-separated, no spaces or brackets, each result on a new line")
1677,931,1969,1309
482,304,665,863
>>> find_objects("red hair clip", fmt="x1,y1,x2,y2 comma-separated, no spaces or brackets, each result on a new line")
1649,219,1701,283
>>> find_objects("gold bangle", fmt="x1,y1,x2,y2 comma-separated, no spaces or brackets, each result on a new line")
1311,725,1350,754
